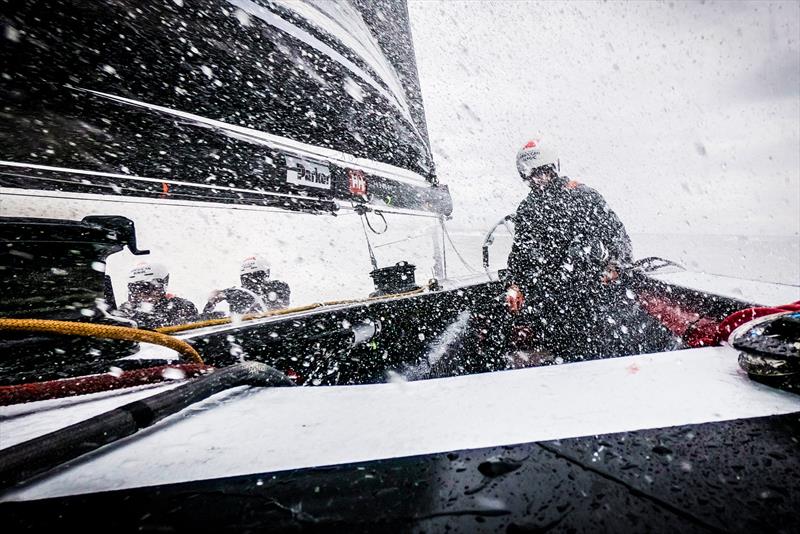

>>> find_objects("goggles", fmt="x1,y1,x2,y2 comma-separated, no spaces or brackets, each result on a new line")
241,271,269,287
128,281,165,296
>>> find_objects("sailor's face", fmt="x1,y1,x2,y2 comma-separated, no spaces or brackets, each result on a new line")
241,271,269,290
525,168,553,189
129,282,165,303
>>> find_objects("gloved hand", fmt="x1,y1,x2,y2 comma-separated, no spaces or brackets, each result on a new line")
203,289,227,314
505,284,525,313
600,261,621,284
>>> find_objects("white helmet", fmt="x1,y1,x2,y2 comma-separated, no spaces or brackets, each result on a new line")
240,255,270,277
516,139,559,179
128,261,169,285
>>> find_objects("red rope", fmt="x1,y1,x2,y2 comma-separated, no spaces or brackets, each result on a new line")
639,293,800,348
638,293,701,337
709,300,800,346
0,364,213,406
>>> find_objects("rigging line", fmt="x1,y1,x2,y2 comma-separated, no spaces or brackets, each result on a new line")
373,230,432,249
440,219,478,274
359,214,379,271
440,216,447,279
74,89,431,187
3,187,442,220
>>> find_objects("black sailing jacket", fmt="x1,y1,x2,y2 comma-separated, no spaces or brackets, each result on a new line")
506,176,642,355
506,175,678,359
116,295,198,329
508,175,631,296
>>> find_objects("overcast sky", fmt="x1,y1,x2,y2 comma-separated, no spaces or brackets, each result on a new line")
408,0,800,237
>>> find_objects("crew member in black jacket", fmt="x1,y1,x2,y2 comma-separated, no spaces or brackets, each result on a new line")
203,256,291,316
116,262,198,329
506,139,674,360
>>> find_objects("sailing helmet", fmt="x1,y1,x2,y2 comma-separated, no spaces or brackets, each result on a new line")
128,261,169,287
240,256,270,278
516,139,559,179
128,261,169,300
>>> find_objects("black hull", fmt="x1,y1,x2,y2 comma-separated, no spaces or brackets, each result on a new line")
0,263,756,387
2,413,797,532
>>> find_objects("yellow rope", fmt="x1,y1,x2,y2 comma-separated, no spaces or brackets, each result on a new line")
0,318,203,364
0,285,428,361
157,285,429,335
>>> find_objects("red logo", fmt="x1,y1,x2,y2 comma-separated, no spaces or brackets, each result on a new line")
523,140,538,149
348,169,367,196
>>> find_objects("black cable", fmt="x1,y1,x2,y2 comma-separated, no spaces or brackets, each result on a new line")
0,362,294,489
633,256,799,288
364,210,388,234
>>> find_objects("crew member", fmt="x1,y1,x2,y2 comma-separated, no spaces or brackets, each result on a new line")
506,139,673,360
116,261,198,329
203,256,291,315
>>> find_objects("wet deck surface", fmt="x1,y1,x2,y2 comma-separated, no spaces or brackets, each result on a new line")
2,412,799,532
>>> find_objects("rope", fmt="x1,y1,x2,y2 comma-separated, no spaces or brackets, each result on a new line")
373,230,428,249
359,212,380,270
157,303,325,334
0,364,212,406
441,216,448,278
157,284,429,335
364,210,388,234
0,319,203,364
440,219,479,274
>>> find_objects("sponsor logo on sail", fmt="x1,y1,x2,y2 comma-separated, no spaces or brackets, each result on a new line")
348,169,367,196
285,156,331,190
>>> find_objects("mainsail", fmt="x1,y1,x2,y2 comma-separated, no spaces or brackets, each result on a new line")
0,0,451,216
